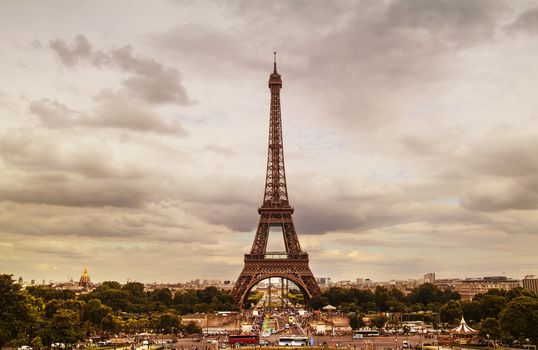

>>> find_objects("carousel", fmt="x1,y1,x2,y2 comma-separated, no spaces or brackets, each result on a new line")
450,317,478,343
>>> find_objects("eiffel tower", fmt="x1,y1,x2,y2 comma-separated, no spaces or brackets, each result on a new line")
231,53,321,307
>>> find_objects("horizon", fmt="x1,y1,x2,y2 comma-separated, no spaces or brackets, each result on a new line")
1,1,538,284
10,270,531,286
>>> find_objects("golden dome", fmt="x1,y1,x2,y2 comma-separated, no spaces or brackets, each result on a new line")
79,267,91,286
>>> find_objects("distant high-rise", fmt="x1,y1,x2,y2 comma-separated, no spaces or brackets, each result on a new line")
79,267,91,288
523,275,538,294
317,277,332,286
424,273,436,284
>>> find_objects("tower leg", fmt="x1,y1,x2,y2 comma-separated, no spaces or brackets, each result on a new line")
281,277,284,309
268,279,271,311
286,279,290,308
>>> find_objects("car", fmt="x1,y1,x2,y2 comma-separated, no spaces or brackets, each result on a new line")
259,340,270,346
193,338,202,342
18,346,32,350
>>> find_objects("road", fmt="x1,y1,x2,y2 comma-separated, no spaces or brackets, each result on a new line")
169,334,427,349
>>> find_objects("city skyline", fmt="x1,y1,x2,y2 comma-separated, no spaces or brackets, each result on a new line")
1,1,538,283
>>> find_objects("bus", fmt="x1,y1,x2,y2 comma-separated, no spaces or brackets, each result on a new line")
353,329,379,338
278,337,309,346
228,335,259,347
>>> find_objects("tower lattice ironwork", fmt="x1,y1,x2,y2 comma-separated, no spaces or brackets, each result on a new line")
231,54,321,307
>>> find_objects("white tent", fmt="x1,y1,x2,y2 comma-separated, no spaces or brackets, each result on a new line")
450,317,478,336
322,305,337,311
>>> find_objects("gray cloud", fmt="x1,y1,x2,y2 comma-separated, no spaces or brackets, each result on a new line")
0,128,157,208
0,175,150,208
110,45,191,105
49,35,192,105
0,200,224,245
14,240,91,259
386,0,502,45
507,6,538,33
49,35,93,67
0,128,145,179
29,99,81,128
466,134,538,177
460,176,538,212
2,0,538,282
42,35,191,135
29,98,186,135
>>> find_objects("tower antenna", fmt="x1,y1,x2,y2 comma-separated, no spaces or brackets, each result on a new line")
273,51,277,72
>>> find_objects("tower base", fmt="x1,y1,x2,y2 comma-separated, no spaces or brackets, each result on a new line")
231,253,321,307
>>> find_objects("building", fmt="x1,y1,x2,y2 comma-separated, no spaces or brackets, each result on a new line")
317,277,332,287
523,275,538,294
434,278,460,291
454,276,521,301
79,267,91,288
334,280,352,287
424,273,435,284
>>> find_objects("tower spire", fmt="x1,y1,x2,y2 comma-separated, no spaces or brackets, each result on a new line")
265,51,286,207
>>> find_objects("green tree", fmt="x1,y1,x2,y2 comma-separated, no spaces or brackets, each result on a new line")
309,295,329,310
479,318,500,339
87,285,128,311
361,301,378,313
348,312,366,330
370,315,389,329
499,296,538,344
26,286,75,303
101,314,120,334
30,336,43,350
374,287,391,311
150,288,173,307
439,300,462,326
506,287,537,301
100,281,122,290
408,284,439,305
41,310,86,349
182,321,202,335
0,275,42,349
474,294,508,320
461,301,481,324
155,313,181,334
81,299,113,330
122,282,145,301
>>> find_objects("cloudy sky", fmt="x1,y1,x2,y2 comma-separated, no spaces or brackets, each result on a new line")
1,0,538,284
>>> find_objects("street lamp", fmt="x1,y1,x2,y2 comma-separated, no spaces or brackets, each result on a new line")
486,334,490,350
